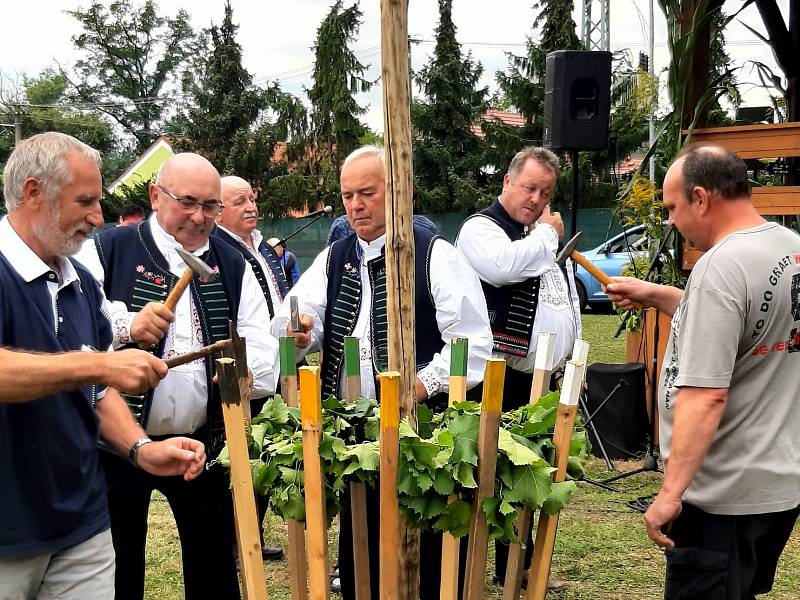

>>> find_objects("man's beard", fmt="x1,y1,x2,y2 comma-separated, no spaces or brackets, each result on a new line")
32,203,92,257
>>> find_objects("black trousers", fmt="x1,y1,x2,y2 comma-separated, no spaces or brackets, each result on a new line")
665,502,800,600
338,482,468,600
101,449,240,600
467,366,547,581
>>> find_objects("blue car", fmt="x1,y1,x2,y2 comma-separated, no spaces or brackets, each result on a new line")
573,225,649,310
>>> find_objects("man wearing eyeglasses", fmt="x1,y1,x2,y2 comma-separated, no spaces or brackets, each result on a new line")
75,153,278,600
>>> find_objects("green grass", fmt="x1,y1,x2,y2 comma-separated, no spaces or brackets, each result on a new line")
142,314,800,599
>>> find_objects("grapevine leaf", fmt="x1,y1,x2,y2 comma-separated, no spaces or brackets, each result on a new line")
503,463,555,508
542,480,578,516
455,462,478,488
432,469,455,495
497,429,547,466
448,414,479,466
434,499,471,537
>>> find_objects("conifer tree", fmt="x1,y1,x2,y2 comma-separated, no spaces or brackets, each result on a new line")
412,0,489,213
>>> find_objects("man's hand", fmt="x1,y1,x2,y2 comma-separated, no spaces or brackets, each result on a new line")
98,349,168,395
538,205,564,240
644,491,682,549
136,437,206,481
415,378,428,403
130,302,174,348
287,314,314,349
604,276,655,311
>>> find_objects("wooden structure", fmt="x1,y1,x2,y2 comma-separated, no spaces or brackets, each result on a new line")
682,122,800,268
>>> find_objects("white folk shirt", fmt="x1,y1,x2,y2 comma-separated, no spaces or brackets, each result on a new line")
456,214,582,373
215,225,284,313
271,233,493,400
75,215,278,435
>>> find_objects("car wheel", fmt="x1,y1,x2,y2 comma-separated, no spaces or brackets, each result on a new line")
575,279,588,312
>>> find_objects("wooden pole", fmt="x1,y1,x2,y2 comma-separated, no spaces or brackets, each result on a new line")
463,358,506,600
300,366,330,600
440,338,468,600
379,371,401,600
344,337,371,600
216,356,269,600
280,337,308,600
380,1,419,597
526,340,589,600
503,333,556,600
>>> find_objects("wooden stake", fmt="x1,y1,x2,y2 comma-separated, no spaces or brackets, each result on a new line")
380,2,419,597
440,338,468,600
216,357,268,600
379,371,401,600
463,358,506,600
280,337,308,600
503,333,556,600
526,340,589,600
300,366,329,600
344,337,371,600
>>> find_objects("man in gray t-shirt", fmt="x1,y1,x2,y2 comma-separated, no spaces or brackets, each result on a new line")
607,145,800,599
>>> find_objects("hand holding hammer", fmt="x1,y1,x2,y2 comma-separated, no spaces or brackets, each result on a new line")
130,248,219,348
555,231,612,287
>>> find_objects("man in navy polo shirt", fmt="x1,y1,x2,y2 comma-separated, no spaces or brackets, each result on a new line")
0,132,206,599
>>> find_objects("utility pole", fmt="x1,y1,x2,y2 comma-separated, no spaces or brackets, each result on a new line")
581,0,610,51
648,0,656,182
14,104,22,146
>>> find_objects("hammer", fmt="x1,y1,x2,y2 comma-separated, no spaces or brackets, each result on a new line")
163,248,219,312
555,232,612,287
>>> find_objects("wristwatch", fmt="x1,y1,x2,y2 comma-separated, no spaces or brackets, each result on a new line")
129,437,153,468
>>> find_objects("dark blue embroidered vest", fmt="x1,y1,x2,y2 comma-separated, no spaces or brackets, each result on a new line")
212,226,289,318
94,221,245,456
320,227,443,399
0,253,112,556
465,200,541,358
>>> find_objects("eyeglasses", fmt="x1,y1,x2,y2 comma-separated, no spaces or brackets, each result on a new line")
158,185,224,216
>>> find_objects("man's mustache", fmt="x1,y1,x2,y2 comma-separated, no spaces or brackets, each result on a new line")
242,210,258,220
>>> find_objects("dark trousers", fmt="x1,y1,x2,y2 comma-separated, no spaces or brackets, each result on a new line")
467,366,544,581
338,482,468,600
101,450,240,600
665,502,800,600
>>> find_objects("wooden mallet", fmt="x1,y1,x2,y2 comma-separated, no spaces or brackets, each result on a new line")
163,247,219,312
555,231,612,287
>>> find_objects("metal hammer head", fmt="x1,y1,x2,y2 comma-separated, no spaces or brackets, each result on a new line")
175,247,217,281
555,231,582,266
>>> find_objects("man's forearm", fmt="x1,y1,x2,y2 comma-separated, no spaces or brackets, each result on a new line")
96,388,149,456
659,387,727,502
649,284,684,317
0,348,108,403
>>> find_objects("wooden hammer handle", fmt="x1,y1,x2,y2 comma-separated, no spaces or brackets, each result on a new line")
571,251,613,287
164,339,232,369
163,269,194,312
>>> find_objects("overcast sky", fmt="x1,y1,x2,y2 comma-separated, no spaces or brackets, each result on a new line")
0,1,789,134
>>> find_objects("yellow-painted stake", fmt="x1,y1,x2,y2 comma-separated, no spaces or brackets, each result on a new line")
463,358,506,600
440,338,468,600
503,333,556,600
343,337,371,600
300,366,329,600
379,371,401,600
280,337,308,600
217,357,268,600
526,340,589,600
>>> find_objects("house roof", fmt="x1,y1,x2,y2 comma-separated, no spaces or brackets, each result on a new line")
108,137,173,194
470,109,527,138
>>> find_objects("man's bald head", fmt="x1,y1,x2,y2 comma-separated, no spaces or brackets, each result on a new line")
150,153,222,251
217,175,259,239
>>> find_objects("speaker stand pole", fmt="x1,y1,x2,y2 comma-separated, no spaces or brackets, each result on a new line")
569,149,580,240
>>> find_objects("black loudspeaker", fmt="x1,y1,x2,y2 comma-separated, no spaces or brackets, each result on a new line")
585,363,648,460
543,50,611,152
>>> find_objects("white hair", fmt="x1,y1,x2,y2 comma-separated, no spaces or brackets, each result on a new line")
341,145,385,170
3,132,101,211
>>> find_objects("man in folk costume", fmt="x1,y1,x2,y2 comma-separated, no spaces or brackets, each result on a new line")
273,146,493,599
456,146,580,590
75,153,279,600
212,175,287,561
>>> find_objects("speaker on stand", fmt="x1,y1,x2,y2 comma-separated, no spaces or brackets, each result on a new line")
543,50,611,240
